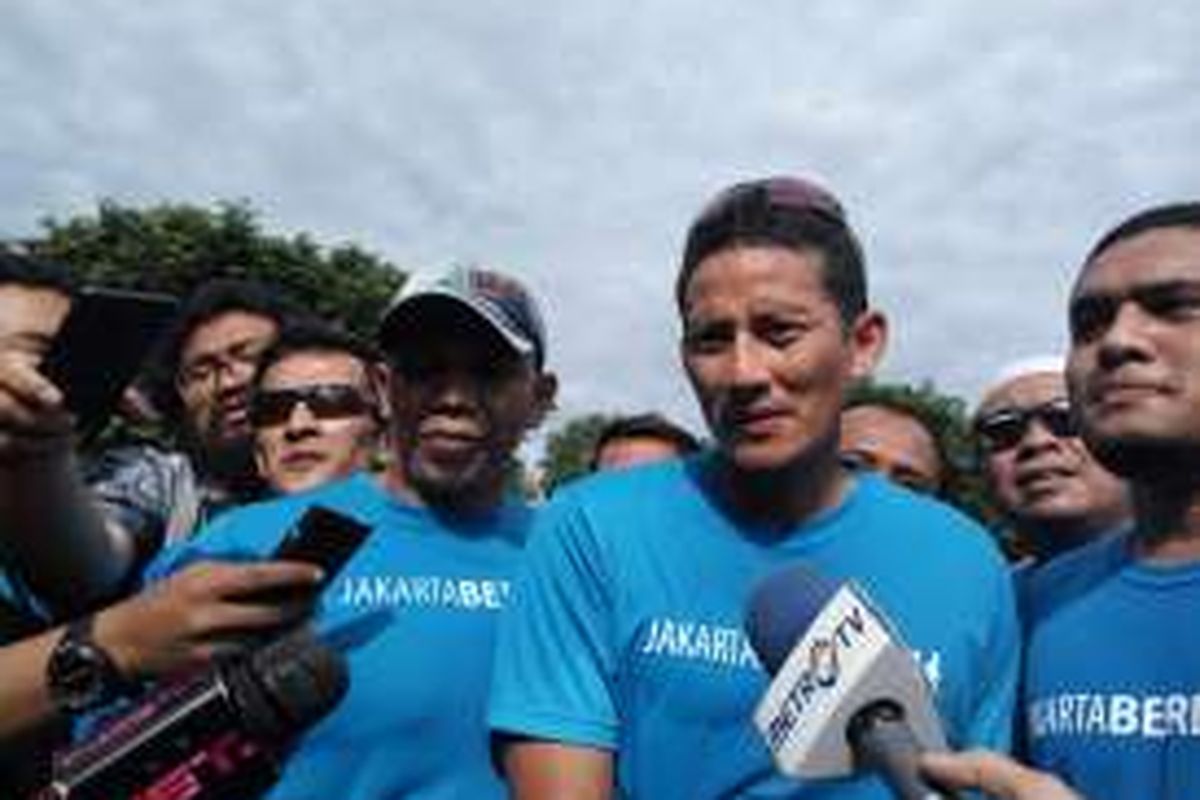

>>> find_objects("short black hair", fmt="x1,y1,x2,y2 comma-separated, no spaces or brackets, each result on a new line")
0,249,77,296
1086,202,1200,263
590,412,701,470
147,278,310,426
676,178,868,327
254,321,383,386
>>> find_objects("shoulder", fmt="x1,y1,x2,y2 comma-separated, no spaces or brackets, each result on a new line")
555,457,693,503
852,474,1005,565
218,473,382,536
84,443,195,495
523,460,697,570
1021,531,1128,624
150,474,381,575
539,459,698,533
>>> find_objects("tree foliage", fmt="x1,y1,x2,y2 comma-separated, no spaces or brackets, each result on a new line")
539,412,617,495
29,200,404,338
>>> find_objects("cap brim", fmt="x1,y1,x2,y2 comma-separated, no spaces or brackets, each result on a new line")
379,291,534,358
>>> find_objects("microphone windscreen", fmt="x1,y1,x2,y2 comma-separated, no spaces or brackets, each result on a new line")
744,563,841,675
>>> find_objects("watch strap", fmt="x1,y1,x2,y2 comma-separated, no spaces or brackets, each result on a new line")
47,614,126,714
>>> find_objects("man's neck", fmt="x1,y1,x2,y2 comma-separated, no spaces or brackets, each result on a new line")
1132,479,1200,563
380,466,509,519
1021,513,1126,562
193,436,264,501
710,449,850,531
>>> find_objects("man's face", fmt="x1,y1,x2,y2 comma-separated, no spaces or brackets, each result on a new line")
594,436,685,472
0,284,72,363
176,311,279,451
252,349,381,495
681,245,884,473
977,371,1127,531
386,312,553,507
1067,225,1200,477
839,405,942,494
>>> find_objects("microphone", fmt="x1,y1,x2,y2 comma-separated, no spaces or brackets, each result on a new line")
744,563,957,800
38,630,348,800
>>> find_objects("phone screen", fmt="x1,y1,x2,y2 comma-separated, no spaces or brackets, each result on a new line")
40,287,178,438
272,505,372,582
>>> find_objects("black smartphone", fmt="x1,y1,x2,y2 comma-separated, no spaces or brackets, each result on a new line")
271,505,372,583
39,286,178,439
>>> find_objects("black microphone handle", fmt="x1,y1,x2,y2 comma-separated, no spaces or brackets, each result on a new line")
846,701,960,800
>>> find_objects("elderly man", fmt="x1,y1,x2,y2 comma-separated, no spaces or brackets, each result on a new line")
974,356,1129,562
141,266,557,798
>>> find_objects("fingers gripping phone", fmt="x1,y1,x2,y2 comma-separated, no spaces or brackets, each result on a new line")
272,505,372,585
39,287,178,439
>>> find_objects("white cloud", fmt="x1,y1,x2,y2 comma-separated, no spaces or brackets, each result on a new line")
2,0,1198,437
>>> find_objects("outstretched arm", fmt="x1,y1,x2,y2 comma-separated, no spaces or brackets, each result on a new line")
0,352,140,612
0,559,323,744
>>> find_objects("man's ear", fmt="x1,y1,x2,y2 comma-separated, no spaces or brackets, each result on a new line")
847,310,888,382
370,361,394,422
253,438,270,482
528,371,559,430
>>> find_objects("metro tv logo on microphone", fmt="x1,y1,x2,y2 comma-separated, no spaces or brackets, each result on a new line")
757,587,880,751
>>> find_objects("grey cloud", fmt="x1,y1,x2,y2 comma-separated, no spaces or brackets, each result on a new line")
1,0,1198,439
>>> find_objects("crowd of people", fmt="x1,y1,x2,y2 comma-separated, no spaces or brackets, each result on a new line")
0,175,1197,799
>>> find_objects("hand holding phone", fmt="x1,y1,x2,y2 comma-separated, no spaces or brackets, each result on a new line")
271,505,372,581
39,287,178,439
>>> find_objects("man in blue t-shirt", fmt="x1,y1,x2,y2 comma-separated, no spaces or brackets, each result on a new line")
489,176,1018,799
1022,202,1200,798
145,265,558,798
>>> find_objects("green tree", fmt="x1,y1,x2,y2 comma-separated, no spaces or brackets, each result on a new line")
539,412,616,495
12,200,407,450
29,200,404,339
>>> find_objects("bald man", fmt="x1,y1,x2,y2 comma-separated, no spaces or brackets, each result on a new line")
974,356,1129,562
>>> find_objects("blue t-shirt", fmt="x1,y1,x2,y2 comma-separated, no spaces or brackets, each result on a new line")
0,569,49,639
1022,532,1200,798
147,472,530,800
489,459,1018,799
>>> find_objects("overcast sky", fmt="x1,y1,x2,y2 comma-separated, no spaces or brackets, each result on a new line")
2,0,1198,445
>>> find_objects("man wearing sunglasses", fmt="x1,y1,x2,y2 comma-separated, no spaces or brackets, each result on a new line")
973,356,1129,563
249,323,385,495
1019,203,1200,799
139,265,557,799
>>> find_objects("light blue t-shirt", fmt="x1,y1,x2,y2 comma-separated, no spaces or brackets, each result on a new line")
148,472,529,800
489,458,1018,799
1022,532,1200,798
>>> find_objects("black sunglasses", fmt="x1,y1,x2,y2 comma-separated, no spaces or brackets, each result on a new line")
250,384,374,428
974,398,1076,453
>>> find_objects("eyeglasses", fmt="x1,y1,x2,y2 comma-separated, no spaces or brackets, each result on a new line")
249,384,374,428
974,399,1076,453
178,338,273,393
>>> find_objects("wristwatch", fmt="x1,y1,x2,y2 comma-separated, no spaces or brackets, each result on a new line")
46,614,126,714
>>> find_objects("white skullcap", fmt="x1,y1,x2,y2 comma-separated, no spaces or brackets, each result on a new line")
975,354,1065,416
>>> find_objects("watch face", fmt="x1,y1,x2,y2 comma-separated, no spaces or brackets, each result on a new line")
49,626,118,713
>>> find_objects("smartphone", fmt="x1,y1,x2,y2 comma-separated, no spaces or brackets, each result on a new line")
39,287,178,439
272,505,372,583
